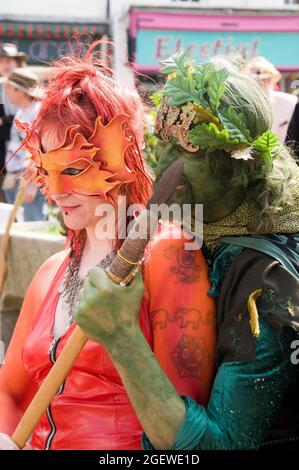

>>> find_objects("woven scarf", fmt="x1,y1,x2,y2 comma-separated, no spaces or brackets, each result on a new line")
184,188,299,252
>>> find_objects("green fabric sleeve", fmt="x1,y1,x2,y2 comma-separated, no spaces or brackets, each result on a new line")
142,318,297,450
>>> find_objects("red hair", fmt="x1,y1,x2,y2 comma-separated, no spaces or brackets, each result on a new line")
32,40,152,251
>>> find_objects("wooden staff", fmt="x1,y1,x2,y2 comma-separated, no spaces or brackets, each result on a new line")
11,160,184,449
0,185,25,295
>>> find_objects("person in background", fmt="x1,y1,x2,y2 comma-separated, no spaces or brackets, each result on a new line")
286,99,299,161
2,67,45,221
246,56,297,143
0,44,25,202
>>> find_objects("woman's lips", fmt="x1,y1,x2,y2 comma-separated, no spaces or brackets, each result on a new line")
59,205,81,212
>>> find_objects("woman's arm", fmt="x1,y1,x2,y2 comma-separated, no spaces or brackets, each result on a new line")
141,225,217,405
0,250,68,435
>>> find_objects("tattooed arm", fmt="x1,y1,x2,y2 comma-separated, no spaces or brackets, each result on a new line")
141,224,216,405
111,228,216,448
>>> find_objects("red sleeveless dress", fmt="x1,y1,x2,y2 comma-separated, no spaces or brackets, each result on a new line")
22,223,217,450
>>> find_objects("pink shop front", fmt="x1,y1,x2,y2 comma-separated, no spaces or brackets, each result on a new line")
128,8,299,92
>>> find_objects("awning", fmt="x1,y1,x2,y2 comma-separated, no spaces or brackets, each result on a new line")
0,20,110,40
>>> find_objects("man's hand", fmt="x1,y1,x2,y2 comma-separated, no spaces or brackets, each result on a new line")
75,267,144,352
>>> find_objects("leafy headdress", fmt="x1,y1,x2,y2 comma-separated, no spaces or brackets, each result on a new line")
153,51,280,167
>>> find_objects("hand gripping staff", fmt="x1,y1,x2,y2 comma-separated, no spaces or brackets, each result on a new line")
11,160,184,449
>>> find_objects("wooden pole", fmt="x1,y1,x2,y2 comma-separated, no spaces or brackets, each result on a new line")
0,185,25,295
12,327,88,448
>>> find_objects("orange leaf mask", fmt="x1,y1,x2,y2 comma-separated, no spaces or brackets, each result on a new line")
16,114,136,203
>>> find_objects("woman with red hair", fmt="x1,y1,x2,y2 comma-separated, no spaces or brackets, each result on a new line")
0,43,216,450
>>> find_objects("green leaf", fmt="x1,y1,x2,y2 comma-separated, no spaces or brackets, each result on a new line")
160,50,190,76
207,68,229,113
163,74,199,106
192,63,215,107
189,123,244,153
193,63,215,89
252,130,280,162
219,106,252,144
150,90,163,106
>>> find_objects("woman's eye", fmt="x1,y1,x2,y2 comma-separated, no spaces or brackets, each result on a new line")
61,168,84,176
37,166,49,176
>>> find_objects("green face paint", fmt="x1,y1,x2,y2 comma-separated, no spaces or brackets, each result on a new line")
155,140,227,205
155,140,247,223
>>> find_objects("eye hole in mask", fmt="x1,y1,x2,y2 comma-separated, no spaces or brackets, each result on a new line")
60,167,85,176
37,166,49,176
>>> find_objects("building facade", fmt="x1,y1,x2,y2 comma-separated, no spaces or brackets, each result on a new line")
110,0,299,90
0,0,110,64
1,0,299,87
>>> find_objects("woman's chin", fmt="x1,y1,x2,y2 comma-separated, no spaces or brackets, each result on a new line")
62,215,88,231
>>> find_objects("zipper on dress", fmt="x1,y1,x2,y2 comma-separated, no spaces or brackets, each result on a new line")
45,406,57,450
44,337,64,450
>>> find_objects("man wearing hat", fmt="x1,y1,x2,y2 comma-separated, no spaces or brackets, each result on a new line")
2,67,45,221
0,43,27,202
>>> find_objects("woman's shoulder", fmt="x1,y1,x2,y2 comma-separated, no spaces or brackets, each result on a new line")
36,248,70,274
142,221,207,284
16,249,70,333
144,220,202,260
29,248,70,300
37,247,70,277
